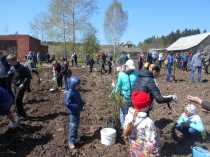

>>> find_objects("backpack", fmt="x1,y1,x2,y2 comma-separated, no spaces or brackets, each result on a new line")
123,111,138,138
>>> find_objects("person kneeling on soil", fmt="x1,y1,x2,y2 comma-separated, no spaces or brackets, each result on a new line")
64,76,85,149
175,104,205,138
123,91,160,157
0,86,19,129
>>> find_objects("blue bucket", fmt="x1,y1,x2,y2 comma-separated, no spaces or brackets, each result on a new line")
192,146,210,157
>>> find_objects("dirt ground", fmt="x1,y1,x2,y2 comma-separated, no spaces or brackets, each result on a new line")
0,65,210,157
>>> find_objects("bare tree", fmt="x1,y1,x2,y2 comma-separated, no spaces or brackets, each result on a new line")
30,13,49,41
104,0,128,58
47,0,97,48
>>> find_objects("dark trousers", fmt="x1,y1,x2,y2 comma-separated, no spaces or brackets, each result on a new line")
108,65,112,74
74,58,77,66
69,113,80,144
16,87,27,117
56,75,63,88
101,63,107,74
89,65,93,73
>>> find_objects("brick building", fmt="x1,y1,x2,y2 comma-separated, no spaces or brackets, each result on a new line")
0,34,48,61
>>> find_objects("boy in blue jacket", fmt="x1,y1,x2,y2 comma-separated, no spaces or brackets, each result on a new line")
175,104,205,138
64,76,85,149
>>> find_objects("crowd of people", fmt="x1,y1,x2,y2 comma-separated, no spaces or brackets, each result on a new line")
143,49,210,82
110,53,208,157
1,49,210,156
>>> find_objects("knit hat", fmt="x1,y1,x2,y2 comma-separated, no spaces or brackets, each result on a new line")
185,104,197,115
125,59,135,70
132,91,152,111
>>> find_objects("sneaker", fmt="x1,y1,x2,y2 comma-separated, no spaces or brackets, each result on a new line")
69,144,75,149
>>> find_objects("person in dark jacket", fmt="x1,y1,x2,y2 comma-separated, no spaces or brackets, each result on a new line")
134,64,177,108
53,61,63,89
0,86,19,128
0,51,12,93
64,76,85,149
7,54,32,118
138,53,144,71
61,60,70,87
87,56,95,73
107,55,113,74
100,53,107,74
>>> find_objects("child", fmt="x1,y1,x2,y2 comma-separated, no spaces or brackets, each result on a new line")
0,86,19,128
124,92,160,157
175,104,205,138
64,76,85,149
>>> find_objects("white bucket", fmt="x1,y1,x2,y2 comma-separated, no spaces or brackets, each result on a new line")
100,128,116,146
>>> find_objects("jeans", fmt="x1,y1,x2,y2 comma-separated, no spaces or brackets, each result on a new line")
190,66,202,82
167,66,172,81
176,124,201,137
120,105,129,128
69,113,80,144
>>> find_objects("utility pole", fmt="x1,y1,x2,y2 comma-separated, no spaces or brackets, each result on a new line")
63,10,67,60
72,0,75,52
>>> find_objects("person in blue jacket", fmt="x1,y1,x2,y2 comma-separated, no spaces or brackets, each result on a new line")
113,59,138,127
64,76,85,149
166,53,174,82
175,104,205,138
0,86,19,128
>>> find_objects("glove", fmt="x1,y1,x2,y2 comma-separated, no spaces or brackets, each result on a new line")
164,94,177,102
171,94,177,102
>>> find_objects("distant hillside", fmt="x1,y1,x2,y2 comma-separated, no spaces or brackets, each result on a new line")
138,28,207,51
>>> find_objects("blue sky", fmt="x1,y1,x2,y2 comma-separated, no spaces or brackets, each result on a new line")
0,0,210,45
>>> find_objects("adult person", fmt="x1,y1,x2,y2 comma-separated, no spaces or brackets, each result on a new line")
100,53,107,74
138,53,144,70
190,51,202,82
7,54,32,118
166,53,174,82
87,56,95,73
52,60,63,89
107,55,113,74
113,59,138,127
181,53,188,71
133,63,177,113
158,52,164,68
0,51,12,92
61,60,70,87
187,95,210,111
25,52,41,85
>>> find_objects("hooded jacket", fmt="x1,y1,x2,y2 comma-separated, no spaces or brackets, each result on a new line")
64,76,84,114
134,69,172,104
114,70,138,102
177,113,204,132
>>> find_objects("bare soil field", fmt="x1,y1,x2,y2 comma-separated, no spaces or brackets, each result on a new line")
0,66,210,157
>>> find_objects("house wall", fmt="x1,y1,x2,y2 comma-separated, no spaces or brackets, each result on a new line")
0,35,48,61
